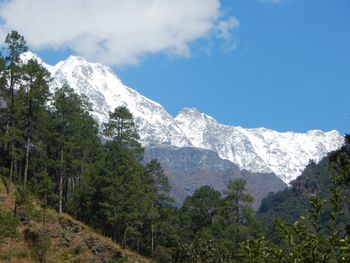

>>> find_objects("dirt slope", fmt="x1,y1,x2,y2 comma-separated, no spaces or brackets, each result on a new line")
0,177,150,263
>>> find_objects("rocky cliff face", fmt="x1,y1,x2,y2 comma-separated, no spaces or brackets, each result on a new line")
144,146,287,209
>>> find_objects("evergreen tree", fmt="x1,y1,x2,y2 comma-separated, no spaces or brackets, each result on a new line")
329,134,350,187
98,141,146,247
0,31,27,192
144,159,175,255
103,106,142,154
51,85,98,213
218,179,258,245
4,31,28,116
18,59,50,188
180,185,221,240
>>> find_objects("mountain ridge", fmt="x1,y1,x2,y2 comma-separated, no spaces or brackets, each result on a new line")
20,51,344,184
144,146,287,209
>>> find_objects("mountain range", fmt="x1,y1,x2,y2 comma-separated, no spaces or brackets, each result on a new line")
20,51,344,207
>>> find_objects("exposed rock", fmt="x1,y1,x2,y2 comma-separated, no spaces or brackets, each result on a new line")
18,211,30,225
48,229,60,238
292,177,320,196
85,236,123,261
59,216,82,234
290,161,321,196
59,233,73,247
24,228,40,243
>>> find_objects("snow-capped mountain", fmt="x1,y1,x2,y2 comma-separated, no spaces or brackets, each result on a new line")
174,108,342,182
20,51,344,183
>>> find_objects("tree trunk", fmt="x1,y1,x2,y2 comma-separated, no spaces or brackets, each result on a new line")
59,149,64,214
14,159,18,180
43,188,47,231
64,177,68,203
72,178,77,217
4,123,9,151
8,72,15,190
23,130,31,188
8,144,14,193
123,218,127,247
59,173,63,214
234,197,240,243
123,229,127,247
10,71,14,113
72,178,75,198
23,99,32,188
151,223,154,255
19,162,22,183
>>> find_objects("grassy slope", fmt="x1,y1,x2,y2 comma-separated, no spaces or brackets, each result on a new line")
0,176,150,263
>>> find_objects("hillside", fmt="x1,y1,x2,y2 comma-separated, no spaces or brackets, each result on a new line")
257,146,350,232
0,177,150,263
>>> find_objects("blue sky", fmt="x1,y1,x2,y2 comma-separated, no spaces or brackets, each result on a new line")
117,0,350,133
1,0,349,133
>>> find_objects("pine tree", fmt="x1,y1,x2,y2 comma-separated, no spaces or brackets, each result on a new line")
1,31,28,192
103,106,142,154
144,159,174,254
97,141,146,247
180,185,221,240
218,179,258,246
18,59,50,188
4,31,28,115
51,85,97,213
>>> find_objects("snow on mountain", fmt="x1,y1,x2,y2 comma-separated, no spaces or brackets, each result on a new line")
21,51,344,183
21,51,190,147
174,108,343,182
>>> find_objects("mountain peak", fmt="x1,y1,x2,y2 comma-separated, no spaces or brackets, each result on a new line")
176,107,217,123
178,107,201,115
60,55,96,69
20,51,44,65
66,54,86,62
20,52,344,184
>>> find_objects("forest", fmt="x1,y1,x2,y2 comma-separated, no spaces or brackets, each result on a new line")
1,31,350,262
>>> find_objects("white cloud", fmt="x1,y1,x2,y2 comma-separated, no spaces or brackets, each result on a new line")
215,16,239,51
217,16,239,41
0,0,238,66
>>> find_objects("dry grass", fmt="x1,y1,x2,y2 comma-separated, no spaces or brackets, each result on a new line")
0,176,151,263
